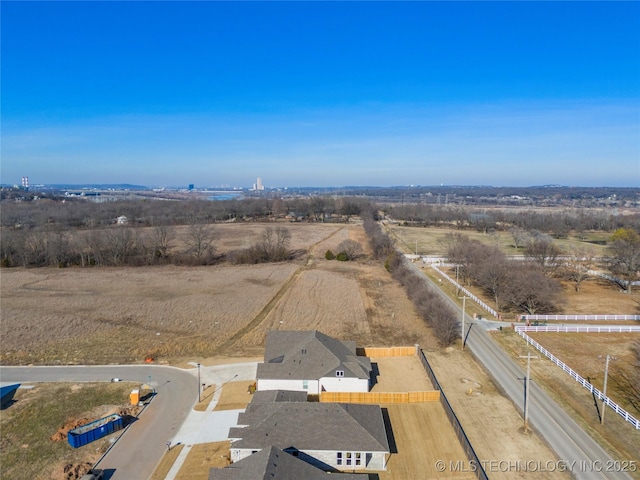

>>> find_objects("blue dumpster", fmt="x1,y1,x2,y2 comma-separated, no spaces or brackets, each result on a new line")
68,414,124,448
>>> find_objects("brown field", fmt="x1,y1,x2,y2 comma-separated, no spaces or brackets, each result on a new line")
2,222,636,479
386,224,612,257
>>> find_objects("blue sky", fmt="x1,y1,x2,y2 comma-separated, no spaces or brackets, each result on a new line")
2,1,639,188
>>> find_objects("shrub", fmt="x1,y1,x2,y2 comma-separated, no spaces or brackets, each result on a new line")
325,250,335,260
336,252,349,261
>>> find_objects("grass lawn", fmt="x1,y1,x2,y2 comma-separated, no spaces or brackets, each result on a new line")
0,382,136,480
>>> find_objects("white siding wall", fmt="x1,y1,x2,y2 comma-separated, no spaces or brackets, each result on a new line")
230,448,254,463
231,448,386,471
256,378,319,394
319,377,369,392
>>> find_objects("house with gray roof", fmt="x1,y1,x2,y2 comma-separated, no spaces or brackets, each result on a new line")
228,401,390,471
257,330,372,395
208,445,368,480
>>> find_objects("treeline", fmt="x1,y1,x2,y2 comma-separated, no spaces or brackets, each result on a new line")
388,204,640,236
447,226,640,303
0,221,300,268
0,196,368,268
0,196,368,230
362,207,459,346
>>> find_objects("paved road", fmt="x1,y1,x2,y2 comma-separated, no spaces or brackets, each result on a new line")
0,365,196,480
410,263,634,480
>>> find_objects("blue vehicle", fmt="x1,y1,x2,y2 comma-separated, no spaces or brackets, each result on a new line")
0,383,20,409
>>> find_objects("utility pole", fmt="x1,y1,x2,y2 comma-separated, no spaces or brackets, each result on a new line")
415,240,418,256
197,363,201,402
459,295,469,350
600,354,615,425
519,353,538,432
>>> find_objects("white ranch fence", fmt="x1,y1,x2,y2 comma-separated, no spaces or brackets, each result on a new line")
521,314,640,322
518,325,640,333
430,264,499,319
514,326,640,430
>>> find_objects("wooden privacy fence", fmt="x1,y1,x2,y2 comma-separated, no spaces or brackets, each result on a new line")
320,390,440,404
356,346,416,357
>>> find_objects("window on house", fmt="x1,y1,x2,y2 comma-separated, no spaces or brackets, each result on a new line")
355,452,362,465
302,380,308,390
336,370,344,377
346,452,352,466
337,452,343,465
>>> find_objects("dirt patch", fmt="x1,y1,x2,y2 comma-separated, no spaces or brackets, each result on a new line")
50,418,92,443
425,347,571,480
60,463,94,480
381,403,475,480
370,356,435,392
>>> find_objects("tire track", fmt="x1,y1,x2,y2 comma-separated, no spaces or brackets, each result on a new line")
217,226,345,353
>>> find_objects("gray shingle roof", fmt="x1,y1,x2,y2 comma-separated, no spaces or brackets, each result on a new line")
230,402,390,453
257,330,371,381
208,446,367,480
247,390,308,412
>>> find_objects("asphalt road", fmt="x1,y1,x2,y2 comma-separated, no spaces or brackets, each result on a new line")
0,365,196,480
410,263,634,480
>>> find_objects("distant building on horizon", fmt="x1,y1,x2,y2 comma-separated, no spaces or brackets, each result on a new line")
252,177,265,191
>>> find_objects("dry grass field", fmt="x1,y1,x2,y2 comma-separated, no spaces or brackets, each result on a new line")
2,222,637,480
1,223,430,365
386,224,612,257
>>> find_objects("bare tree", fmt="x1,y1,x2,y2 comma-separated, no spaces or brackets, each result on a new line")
525,232,563,275
151,224,176,259
504,264,563,314
509,227,529,250
259,226,291,261
184,222,216,264
336,239,363,260
607,228,640,293
562,245,597,292
104,227,140,266
21,230,47,267
476,249,510,310
44,230,73,267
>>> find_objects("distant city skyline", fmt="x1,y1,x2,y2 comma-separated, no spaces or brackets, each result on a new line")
2,2,639,188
